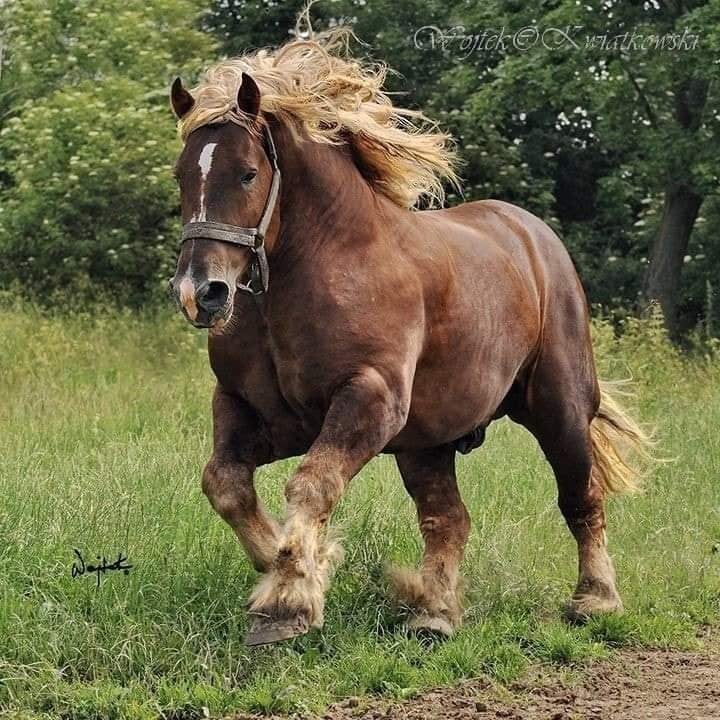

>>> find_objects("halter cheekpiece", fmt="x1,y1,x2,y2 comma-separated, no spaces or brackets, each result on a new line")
179,117,281,295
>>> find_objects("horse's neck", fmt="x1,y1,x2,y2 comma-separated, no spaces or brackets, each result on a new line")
272,122,389,260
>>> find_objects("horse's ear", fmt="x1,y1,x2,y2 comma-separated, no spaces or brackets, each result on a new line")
171,77,194,119
237,73,261,119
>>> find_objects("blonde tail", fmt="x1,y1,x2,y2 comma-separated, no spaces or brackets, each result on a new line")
590,381,654,495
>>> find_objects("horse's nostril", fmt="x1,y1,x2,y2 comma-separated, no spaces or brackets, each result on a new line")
196,280,230,313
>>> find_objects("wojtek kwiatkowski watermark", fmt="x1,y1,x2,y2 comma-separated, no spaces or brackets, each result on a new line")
413,25,700,57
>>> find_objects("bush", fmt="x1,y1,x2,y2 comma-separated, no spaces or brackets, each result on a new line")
0,0,215,306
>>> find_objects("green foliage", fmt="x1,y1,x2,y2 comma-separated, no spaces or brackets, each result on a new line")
437,1,720,319
1,0,719,326
207,0,720,329
0,0,214,305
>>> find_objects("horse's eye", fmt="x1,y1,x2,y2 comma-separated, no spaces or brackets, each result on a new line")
241,169,257,184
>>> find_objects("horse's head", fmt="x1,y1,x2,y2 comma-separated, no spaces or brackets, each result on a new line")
169,74,279,329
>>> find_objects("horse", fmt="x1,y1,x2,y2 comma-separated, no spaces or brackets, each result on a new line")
168,29,650,646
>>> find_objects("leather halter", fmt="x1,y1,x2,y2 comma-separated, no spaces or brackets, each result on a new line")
179,118,280,295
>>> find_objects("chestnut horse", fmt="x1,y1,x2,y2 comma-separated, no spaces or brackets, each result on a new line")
168,31,649,646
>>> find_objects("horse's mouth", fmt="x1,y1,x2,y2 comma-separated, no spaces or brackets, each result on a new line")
182,302,232,330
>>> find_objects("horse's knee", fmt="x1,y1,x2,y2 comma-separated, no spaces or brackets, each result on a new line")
418,507,470,570
420,502,470,538
284,465,343,521
202,458,256,520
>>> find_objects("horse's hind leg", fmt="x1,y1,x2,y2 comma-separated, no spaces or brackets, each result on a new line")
391,445,471,636
539,415,622,620
517,367,623,621
202,386,280,572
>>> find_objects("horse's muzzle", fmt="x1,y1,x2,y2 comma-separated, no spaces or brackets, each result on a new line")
170,276,231,328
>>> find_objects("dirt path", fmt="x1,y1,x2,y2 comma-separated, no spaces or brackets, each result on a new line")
320,645,720,720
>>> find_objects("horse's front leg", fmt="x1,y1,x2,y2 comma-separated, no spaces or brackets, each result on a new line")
245,367,410,646
202,386,280,572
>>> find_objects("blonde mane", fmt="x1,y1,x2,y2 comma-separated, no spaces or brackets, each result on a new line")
177,26,459,208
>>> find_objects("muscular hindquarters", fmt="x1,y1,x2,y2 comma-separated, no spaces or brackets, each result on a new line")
391,201,557,450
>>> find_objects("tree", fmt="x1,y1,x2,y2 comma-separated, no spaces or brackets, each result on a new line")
637,2,719,335
541,0,719,335
424,0,720,333
0,0,215,305
2,0,718,328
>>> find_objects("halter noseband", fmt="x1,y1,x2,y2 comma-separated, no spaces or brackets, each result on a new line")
179,118,281,295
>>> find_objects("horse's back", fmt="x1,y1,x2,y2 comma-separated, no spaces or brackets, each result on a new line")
441,199,581,295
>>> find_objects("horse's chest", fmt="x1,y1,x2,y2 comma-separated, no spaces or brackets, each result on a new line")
268,349,328,426
209,325,319,459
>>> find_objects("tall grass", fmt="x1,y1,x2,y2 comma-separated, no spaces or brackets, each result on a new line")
0,305,718,719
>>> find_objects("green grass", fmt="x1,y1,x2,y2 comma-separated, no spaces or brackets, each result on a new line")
0,306,718,719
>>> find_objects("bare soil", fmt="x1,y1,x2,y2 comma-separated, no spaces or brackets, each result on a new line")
229,630,720,720
220,631,712,720
320,644,720,720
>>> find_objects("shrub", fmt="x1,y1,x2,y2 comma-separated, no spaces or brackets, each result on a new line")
0,0,215,306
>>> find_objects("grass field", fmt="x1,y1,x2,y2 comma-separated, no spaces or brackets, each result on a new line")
0,306,718,719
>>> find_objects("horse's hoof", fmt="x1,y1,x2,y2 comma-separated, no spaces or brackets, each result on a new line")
564,593,623,624
408,613,454,639
244,613,310,646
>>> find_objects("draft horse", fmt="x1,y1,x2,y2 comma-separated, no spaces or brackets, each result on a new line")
168,31,649,646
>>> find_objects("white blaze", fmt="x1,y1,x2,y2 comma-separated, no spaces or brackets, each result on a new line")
193,142,217,222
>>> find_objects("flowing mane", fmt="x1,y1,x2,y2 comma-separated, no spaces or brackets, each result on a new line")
177,27,459,208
